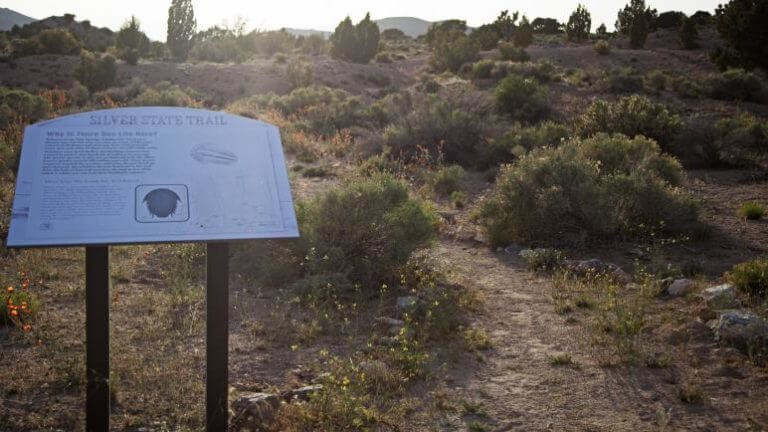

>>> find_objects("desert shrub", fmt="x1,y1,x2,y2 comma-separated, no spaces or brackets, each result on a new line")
375,52,392,63
250,29,295,56
679,17,699,50
428,165,465,196
479,133,696,246
729,258,768,298
739,202,765,220
715,0,768,70
498,42,529,62
520,248,565,273
566,4,592,42
69,81,90,106
74,52,117,92
189,38,245,63
594,40,611,55
297,174,436,287
330,13,380,64
11,38,42,58
37,28,81,55
703,69,768,103
599,69,644,93
472,60,496,79
478,121,569,167
490,61,559,83
430,33,480,73
671,76,701,98
130,82,200,107
495,75,549,122
381,28,407,41
0,88,49,128
671,114,768,168
286,59,314,89
576,95,681,149
377,87,494,166
646,70,668,91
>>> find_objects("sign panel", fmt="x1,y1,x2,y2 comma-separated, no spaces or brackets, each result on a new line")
7,107,298,247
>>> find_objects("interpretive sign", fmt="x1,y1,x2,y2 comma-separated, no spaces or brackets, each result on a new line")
7,107,298,247
5,107,299,432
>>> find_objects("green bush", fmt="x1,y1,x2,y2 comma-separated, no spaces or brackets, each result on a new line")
520,248,564,273
489,61,558,83
428,165,465,196
703,69,768,103
37,29,81,55
297,175,437,287
11,38,42,58
116,16,150,65
377,88,494,166
0,87,49,128
739,202,765,220
430,33,480,73
567,4,592,42
286,59,314,89
729,258,768,298
130,82,200,106
514,16,534,48
495,75,549,122
646,70,668,91
671,76,701,98
576,95,681,149
189,38,246,63
471,24,501,50
472,60,496,79
671,114,768,168
74,52,118,92
594,40,611,55
375,52,392,63
480,133,696,246
600,69,644,93
498,42,529,62
478,121,569,168
250,29,295,56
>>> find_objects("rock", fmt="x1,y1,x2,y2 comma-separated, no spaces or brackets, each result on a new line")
232,393,280,427
699,284,741,310
396,296,418,311
282,384,323,402
437,210,458,222
667,279,694,297
710,310,768,351
374,316,405,327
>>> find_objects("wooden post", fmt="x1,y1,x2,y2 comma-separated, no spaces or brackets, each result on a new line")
206,242,230,431
85,246,110,432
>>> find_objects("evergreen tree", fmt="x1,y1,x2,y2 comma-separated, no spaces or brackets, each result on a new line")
596,23,608,37
330,14,380,64
116,16,150,65
679,16,699,49
494,10,519,41
616,0,657,35
167,0,196,60
715,0,768,70
566,4,592,42
513,16,534,47
356,13,380,63
629,10,649,48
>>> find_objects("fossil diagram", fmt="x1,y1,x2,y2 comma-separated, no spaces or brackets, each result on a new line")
135,185,190,223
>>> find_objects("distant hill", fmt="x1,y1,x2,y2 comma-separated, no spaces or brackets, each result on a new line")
283,28,331,39
0,7,36,31
12,14,115,52
375,17,433,38
285,17,436,40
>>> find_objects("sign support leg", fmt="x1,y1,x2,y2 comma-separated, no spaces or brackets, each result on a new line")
206,242,230,431
86,246,110,432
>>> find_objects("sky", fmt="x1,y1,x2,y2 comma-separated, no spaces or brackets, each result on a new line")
4,0,721,41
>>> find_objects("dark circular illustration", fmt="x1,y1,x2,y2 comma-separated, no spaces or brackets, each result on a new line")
143,188,182,218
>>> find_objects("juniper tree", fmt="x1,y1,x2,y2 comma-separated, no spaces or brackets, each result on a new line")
167,0,196,60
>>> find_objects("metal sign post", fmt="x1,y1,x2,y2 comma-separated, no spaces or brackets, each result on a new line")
206,242,230,431
85,246,110,432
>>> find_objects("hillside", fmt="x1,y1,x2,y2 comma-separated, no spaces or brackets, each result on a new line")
375,16,433,38
0,7,36,31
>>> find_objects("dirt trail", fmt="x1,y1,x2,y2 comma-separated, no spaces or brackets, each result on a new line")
429,239,763,432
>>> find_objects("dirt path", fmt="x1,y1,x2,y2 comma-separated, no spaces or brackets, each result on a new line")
429,239,765,432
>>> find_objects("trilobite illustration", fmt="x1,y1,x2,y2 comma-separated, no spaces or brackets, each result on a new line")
143,188,182,218
191,143,238,165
